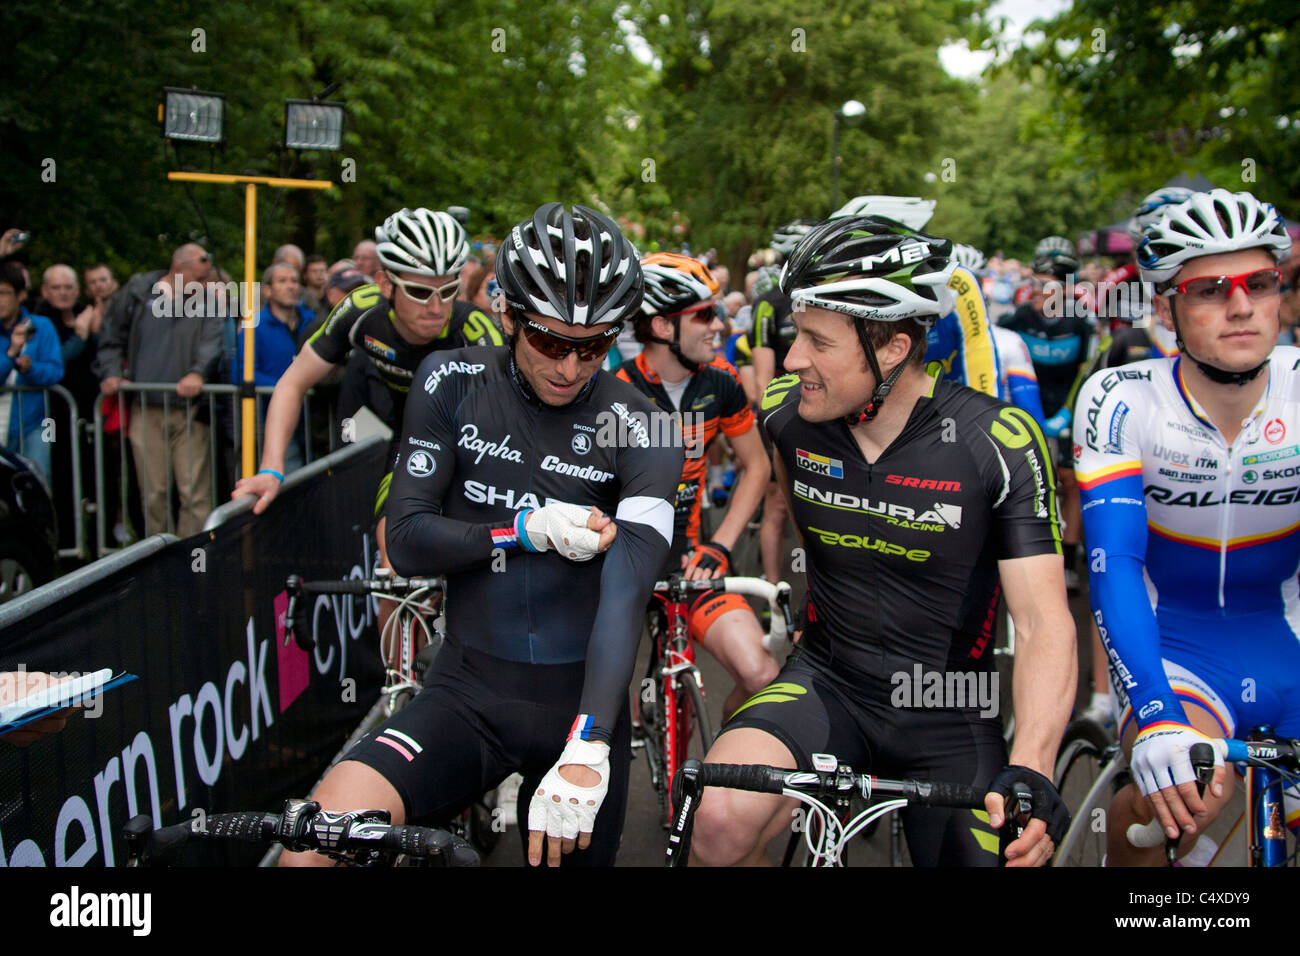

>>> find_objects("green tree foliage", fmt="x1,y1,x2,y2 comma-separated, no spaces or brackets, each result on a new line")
629,0,984,272
1012,0,1300,210
0,0,656,276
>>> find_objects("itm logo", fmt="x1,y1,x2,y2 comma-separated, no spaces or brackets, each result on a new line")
796,448,843,478
50,886,151,936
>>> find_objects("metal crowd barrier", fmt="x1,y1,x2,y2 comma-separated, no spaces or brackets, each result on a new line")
92,383,337,557
0,384,85,561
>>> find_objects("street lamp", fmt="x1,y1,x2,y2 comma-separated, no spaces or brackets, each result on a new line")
831,99,866,213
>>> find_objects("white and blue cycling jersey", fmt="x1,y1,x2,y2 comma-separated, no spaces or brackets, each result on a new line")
1074,351,1300,766
992,324,1046,428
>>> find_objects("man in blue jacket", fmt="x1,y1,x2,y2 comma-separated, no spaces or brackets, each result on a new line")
0,262,64,481
232,262,314,472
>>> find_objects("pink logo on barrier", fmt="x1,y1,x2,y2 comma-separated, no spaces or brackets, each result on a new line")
275,590,310,712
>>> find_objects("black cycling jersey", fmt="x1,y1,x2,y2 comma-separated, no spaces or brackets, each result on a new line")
998,304,1093,419
760,372,1061,680
305,284,503,434
752,287,797,374
384,346,681,742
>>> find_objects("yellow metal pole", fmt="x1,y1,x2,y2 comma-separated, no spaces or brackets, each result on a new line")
168,170,332,190
241,182,258,479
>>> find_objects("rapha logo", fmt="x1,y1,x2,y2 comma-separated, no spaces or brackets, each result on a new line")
458,424,524,465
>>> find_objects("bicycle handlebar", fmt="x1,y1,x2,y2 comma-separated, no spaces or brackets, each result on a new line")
681,760,985,808
123,800,480,867
284,574,444,650
651,575,793,653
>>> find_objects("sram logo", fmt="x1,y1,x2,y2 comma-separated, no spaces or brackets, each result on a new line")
885,474,961,492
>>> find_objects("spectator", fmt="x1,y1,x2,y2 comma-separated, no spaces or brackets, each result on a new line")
321,268,366,312
233,262,313,472
272,243,305,274
94,243,223,537
83,263,118,316
0,262,63,481
1279,247,1300,346
33,265,102,552
327,257,357,278
462,252,496,313
302,254,327,314
352,240,380,281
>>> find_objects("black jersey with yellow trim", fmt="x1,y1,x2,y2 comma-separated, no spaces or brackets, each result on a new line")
759,372,1061,678
305,283,503,409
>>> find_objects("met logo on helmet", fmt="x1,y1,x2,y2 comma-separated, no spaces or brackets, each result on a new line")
858,241,932,271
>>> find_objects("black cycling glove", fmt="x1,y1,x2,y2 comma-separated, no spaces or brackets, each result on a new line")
988,764,1070,844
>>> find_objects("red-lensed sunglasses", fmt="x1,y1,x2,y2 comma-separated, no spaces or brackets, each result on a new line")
1169,268,1282,305
666,302,717,323
520,317,622,361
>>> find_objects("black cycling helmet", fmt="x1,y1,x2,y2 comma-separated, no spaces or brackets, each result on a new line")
495,202,643,327
771,218,821,258
781,217,956,424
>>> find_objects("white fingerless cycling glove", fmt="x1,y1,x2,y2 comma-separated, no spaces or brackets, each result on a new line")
514,503,604,561
1130,723,1225,796
527,738,611,841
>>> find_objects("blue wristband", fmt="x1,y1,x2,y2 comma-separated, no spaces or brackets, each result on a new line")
514,509,541,552
257,468,285,483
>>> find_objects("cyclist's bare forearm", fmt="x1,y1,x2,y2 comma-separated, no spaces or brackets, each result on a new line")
1001,553,1076,775
260,348,332,471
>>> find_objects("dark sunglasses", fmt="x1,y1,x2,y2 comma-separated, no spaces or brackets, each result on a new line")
1170,268,1281,305
520,317,622,361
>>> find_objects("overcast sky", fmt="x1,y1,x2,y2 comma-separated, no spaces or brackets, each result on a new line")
939,0,1072,79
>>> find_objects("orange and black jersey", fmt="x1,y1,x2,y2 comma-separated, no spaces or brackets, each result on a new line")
760,373,1061,678
616,351,753,566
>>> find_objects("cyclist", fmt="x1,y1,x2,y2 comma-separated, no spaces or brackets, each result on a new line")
691,218,1075,867
616,252,778,718
752,222,818,586
999,241,1094,591
832,197,1002,400
281,203,680,868
231,207,502,583
1074,188,1300,864
952,243,1046,426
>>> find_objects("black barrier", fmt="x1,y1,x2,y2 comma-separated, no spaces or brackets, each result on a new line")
0,439,388,866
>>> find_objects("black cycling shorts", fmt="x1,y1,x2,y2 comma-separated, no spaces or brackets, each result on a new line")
341,639,632,867
721,644,1007,866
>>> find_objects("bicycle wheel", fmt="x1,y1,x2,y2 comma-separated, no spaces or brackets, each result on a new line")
675,669,714,764
1053,718,1123,867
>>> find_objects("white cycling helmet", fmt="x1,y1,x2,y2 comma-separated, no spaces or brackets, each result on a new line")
1127,187,1197,242
1034,235,1076,259
829,195,936,232
1137,188,1291,288
375,208,471,278
951,243,986,272
770,218,820,258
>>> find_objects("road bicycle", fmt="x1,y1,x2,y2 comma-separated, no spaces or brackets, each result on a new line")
123,799,479,867
1053,727,1299,866
664,754,1031,867
633,574,792,826
279,570,499,858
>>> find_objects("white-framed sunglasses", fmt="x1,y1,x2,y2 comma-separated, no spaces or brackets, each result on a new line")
386,270,461,303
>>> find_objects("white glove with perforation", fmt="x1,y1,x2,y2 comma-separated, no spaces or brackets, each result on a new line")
1130,723,1225,796
515,503,604,561
527,738,611,841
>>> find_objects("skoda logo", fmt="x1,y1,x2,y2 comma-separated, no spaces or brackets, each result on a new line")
571,433,592,456
406,451,435,478
1242,469,1257,485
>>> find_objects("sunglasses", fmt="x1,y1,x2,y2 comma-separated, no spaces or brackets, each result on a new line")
387,271,461,303
1169,268,1281,305
520,317,622,361
666,301,718,323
